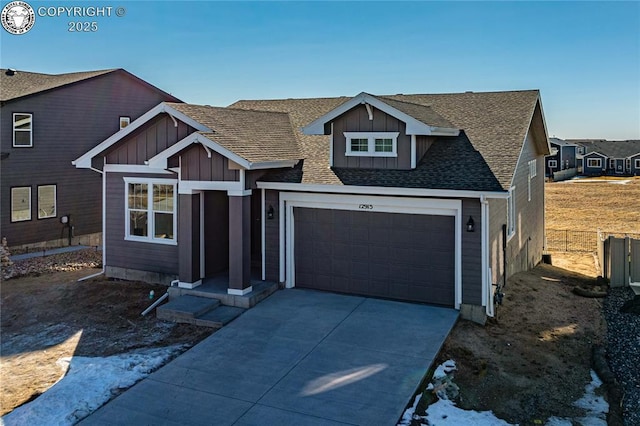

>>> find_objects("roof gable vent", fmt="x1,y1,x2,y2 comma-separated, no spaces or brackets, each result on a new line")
5,69,17,76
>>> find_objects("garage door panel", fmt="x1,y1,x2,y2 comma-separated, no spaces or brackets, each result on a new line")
294,207,455,307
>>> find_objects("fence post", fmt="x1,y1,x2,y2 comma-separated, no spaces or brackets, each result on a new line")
625,237,631,286
565,229,568,252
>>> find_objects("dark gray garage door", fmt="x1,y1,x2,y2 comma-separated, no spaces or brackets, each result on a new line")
294,208,455,306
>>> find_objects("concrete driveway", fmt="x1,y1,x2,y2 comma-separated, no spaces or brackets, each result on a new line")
82,289,459,425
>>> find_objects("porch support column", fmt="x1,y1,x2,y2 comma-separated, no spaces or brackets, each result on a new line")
178,193,202,288
228,191,252,295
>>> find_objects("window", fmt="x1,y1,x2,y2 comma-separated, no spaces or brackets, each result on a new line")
507,187,515,239
528,159,537,178
587,158,602,168
635,159,640,169
13,113,32,147
344,132,399,157
38,185,56,219
548,160,557,168
609,159,615,169
119,116,130,129
11,187,31,222
125,179,176,244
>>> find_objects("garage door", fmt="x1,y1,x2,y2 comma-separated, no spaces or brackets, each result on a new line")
294,207,455,306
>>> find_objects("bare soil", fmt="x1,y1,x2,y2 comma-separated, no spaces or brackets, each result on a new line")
429,263,606,425
0,269,212,416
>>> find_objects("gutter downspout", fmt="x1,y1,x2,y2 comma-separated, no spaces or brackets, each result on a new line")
78,161,106,282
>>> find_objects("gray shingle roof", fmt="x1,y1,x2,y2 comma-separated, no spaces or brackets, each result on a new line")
0,68,116,102
231,90,542,191
569,140,640,159
166,103,301,163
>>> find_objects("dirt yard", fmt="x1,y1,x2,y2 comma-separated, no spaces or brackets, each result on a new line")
0,268,213,416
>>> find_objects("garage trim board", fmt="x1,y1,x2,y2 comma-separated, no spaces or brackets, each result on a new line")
279,191,463,308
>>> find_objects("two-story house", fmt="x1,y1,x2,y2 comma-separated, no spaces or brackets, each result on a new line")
73,90,549,323
0,68,179,249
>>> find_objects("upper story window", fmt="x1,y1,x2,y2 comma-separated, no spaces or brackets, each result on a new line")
119,116,130,129
344,132,399,157
125,178,177,245
13,113,32,147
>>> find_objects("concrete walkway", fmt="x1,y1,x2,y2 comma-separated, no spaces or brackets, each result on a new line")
82,289,459,426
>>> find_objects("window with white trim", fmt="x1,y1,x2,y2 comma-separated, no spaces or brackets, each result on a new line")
587,158,602,168
11,186,31,222
507,187,515,239
548,159,557,168
609,159,615,169
13,113,32,147
528,159,537,178
635,159,640,169
125,179,177,244
119,116,130,129
344,132,399,157
38,185,56,219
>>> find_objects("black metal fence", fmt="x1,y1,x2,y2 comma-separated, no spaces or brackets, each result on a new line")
545,229,640,253
545,229,597,252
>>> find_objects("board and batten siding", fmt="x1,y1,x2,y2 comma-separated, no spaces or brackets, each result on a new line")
104,172,178,281
461,198,482,305
1,71,176,247
331,104,412,170
105,114,195,165
179,144,240,181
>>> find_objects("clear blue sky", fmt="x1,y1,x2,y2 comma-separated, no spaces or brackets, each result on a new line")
2,1,639,139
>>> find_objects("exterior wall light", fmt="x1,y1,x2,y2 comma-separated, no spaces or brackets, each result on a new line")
466,216,475,232
267,205,274,220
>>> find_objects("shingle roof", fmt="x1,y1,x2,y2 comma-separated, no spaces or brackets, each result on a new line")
166,103,301,163
569,140,640,159
231,90,542,191
0,68,116,102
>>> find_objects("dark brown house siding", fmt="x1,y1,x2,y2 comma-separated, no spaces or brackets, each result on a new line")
104,172,178,278
105,114,195,166
332,105,411,169
461,198,482,305
264,189,280,282
1,71,177,247
179,144,239,181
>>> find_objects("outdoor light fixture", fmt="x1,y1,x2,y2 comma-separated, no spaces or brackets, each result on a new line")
60,215,69,224
466,216,475,232
267,205,274,220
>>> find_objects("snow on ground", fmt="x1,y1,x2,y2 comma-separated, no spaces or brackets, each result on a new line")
1,345,185,426
398,361,608,426
561,178,631,185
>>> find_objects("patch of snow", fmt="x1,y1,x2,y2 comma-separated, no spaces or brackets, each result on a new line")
426,398,512,425
398,394,422,426
432,359,456,379
2,345,185,426
545,370,608,426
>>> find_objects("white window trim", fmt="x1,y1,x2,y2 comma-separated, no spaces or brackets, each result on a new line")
37,185,57,219
587,158,602,168
609,159,615,169
548,159,557,168
528,159,537,178
635,159,640,168
13,113,33,148
507,186,515,240
123,177,178,245
344,132,399,157
11,186,31,222
119,116,131,129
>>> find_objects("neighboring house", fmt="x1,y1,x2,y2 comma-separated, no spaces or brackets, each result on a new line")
73,90,549,322
0,68,179,248
571,139,640,176
545,137,579,178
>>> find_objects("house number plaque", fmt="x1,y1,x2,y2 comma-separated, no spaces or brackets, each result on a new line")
358,204,374,210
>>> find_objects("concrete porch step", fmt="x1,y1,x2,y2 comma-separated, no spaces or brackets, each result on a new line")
157,295,220,322
156,295,246,328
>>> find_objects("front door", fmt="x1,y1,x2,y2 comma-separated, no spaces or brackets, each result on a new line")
616,159,624,174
